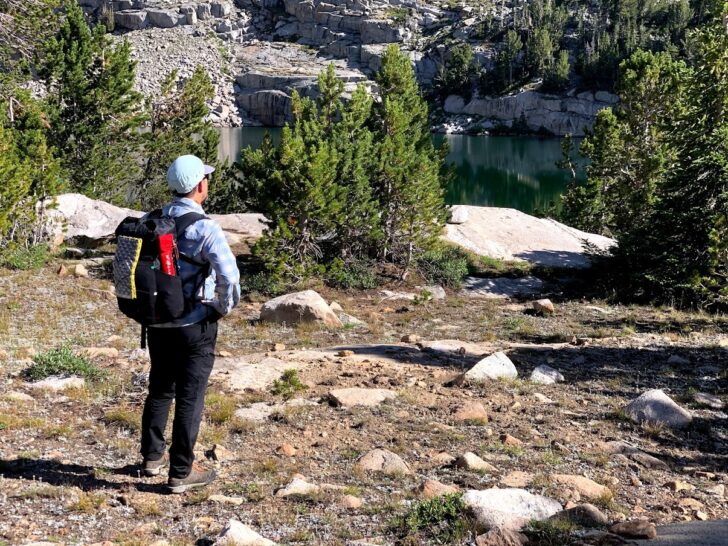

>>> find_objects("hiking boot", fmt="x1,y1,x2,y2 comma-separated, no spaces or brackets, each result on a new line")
142,454,168,477
167,463,217,494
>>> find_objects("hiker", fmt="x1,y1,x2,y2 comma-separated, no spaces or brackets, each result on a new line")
137,155,240,493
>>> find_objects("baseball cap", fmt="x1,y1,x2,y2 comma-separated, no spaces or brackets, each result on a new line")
166,155,215,194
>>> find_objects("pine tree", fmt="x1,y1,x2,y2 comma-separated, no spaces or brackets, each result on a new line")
497,30,523,89
41,0,143,203
138,66,219,209
372,45,446,276
618,7,728,306
0,91,62,244
526,28,554,77
543,49,570,91
434,43,477,100
560,50,686,236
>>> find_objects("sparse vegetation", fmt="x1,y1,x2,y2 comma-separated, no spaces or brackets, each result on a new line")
271,369,308,400
391,493,475,544
24,344,105,382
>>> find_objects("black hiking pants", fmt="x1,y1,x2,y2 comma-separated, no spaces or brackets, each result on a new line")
140,321,218,479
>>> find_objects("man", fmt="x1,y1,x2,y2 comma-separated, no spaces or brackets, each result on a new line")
139,154,240,494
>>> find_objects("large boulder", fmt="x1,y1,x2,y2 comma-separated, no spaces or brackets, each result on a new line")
260,290,343,327
463,352,518,382
443,206,614,269
147,8,181,28
114,10,148,30
44,193,266,249
624,389,693,429
463,488,562,531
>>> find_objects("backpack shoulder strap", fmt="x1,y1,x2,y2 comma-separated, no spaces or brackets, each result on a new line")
174,212,208,239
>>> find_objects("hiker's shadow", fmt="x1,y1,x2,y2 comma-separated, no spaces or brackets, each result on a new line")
0,458,169,494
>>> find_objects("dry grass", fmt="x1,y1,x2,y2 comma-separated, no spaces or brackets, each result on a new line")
67,492,105,513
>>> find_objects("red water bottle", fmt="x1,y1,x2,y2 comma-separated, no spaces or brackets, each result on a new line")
159,234,176,276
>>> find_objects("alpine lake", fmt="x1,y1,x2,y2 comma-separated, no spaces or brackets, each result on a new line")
218,127,585,215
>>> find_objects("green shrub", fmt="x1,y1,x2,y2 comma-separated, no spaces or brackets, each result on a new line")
271,369,308,400
416,245,470,288
391,493,474,544
326,258,379,289
0,244,51,270
240,271,290,296
25,344,104,382
524,519,577,546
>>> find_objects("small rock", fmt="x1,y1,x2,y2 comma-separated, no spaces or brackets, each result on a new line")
215,519,276,545
678,498,704,510
693,391,724,409
667,354,690,365
336,350,355,357
276,443,297,457
328,388,397,408
500,471,534,488
401,334,421,344
270,343,286,352
74,263,89,278
550,475,611,500
217,350,232,357
624,389,692,428
463,352,518,382
500,434,524,447
608,520,657,539
207,444,235,462
454,452,497,473
551,503,609,527
209,494,244,506
57,264,69,277
355,448,412,476
339,494,363,509
275,478,321,498
695,511,709,521
431,451,456,466
80,347,119,359
533,299,555,315
4,391,34,402
706,484,725,497
453,401,488,423
475,528,528,546
418,479,460,499
28,375,85,392
530,365,565,385
664,480,695,492
533,393,555,404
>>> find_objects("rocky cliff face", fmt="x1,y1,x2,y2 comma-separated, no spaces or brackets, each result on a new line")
83,0,617,135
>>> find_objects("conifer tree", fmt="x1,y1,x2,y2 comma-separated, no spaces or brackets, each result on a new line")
372,45,446,275
138,66,219,209
543,49,570,91
41,0,143,203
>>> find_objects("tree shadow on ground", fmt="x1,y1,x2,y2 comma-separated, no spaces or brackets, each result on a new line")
0,458,169,494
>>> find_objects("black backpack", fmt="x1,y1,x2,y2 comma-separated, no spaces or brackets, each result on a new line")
112,210,210,347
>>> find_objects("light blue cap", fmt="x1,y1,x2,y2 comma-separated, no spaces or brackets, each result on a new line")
166,155,215,194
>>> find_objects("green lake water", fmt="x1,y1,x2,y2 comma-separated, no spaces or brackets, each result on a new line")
219,127,584,214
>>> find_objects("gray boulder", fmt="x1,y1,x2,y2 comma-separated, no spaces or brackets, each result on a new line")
530,365,564,385
114,10,148,30
197,3,212,19
147,9,181,28
260,290,343,327
211,1,232,17
463,352,518,382
624,389,693,429
463,488,562,531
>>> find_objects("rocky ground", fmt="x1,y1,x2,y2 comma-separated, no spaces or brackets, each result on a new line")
92,0,618,134
1,253,727,545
